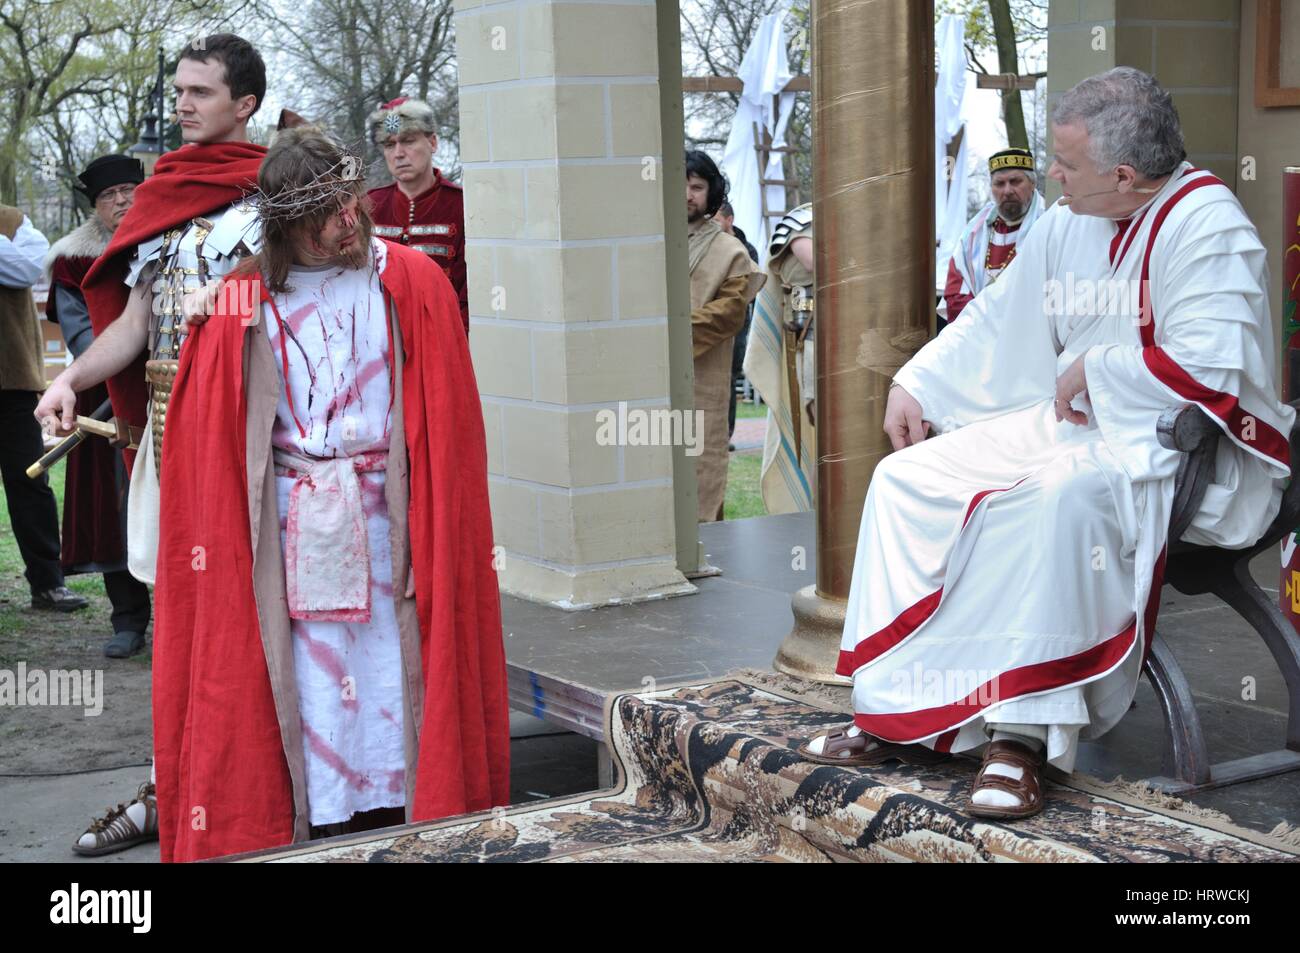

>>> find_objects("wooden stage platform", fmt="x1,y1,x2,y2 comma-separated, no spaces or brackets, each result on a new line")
502,512,1300,838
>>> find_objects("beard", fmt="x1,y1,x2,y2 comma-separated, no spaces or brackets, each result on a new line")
304,204,374,270
998,198,1026,221
328,234,371,270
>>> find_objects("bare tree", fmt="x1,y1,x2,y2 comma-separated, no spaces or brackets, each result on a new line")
0,0,128,205
257,0,459,184
680,0,812,205
938,0,1047,152
3,0,256,232
987,0,1027,149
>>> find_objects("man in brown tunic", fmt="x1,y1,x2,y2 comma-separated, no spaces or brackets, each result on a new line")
685,151,764,521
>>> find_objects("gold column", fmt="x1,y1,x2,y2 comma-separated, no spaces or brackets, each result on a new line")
775,0,935,681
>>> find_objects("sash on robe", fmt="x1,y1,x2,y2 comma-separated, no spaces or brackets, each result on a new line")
744,260,815,513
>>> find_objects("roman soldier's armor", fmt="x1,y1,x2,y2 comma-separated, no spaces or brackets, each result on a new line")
768,203,815,457
126,198,261,476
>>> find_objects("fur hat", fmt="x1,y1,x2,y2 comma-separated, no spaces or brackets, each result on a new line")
367,97,437,145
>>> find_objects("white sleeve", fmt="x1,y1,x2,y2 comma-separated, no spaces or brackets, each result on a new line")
893,208,1060,432
0,216,50,288
1084,204,1283,485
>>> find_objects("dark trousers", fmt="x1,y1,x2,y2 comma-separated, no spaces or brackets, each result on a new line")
104,568,151,634
727,306,755,437
0,390,64,593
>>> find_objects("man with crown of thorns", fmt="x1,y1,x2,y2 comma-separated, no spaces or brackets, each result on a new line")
153,125,510,862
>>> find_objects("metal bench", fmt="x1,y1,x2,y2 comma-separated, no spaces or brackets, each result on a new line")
1142,399,1300,793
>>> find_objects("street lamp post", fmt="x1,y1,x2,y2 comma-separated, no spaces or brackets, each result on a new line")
129,48,167,174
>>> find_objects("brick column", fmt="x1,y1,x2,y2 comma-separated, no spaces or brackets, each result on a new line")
455,0,695,608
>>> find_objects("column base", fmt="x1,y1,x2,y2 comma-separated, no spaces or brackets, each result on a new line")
499,556,697,611
773,584,852,685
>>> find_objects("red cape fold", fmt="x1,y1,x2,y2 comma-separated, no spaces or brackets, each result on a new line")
152,241,510,862
80,140,267,472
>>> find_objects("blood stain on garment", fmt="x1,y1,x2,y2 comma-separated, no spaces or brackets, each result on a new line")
324,356,388,427
361,477,386,518
302,723,374,792
296,629,360,711
284,302,318,335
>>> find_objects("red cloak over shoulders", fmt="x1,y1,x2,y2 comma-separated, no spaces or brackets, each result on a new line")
153,240,510,862
80,140,267,472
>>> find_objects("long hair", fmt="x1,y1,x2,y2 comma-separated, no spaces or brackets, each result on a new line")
685,149,727,217
238,125,374,294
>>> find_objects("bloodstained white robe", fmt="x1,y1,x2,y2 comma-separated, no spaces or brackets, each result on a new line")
263,240,406,825
840,163,1294,772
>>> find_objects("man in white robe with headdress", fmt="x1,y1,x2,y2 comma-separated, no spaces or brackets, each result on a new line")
799,67,1293,820
941,147,1046,326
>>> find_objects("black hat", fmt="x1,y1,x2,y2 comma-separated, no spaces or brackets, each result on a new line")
75,154,145,203
989,148,1035,174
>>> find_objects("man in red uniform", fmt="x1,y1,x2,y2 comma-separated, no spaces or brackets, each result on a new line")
366,97,468,333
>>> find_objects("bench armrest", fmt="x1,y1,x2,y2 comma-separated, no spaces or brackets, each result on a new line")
1157,405,1220,453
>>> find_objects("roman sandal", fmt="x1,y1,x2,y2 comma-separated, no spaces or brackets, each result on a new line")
797,725,951,766
966,739,1045,820
72,782,159,857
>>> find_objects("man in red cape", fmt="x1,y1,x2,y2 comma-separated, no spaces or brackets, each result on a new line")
74,140,266,469
152,126,510,862
37,33,269,858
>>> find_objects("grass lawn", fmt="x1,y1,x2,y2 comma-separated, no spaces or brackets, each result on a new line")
0,460,113,661
724,396,768,519
724,450,765,520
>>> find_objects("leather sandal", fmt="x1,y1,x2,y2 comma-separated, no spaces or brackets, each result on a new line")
966,739,1044,820
72,782,159,857
797,725,950,766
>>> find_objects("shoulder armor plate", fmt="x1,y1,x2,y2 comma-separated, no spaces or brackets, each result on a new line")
768,202,813,258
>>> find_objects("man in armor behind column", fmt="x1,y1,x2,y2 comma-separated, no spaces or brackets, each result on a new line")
34,33,269,857
743,202,816,514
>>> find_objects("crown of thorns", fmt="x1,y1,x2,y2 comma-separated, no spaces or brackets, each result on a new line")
255,152,367,225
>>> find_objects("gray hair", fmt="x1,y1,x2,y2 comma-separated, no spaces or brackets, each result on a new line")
1052,67,1185,178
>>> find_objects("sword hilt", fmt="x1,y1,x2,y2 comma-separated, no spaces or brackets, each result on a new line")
27,400,141,479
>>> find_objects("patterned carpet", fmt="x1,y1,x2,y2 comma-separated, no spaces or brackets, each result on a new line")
239,677,1300,863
